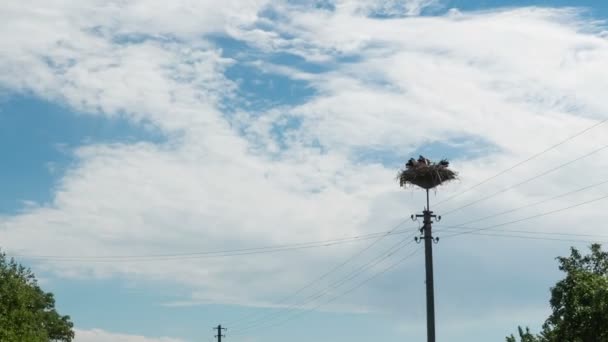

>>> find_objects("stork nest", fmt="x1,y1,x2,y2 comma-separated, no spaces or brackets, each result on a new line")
398,155,457,190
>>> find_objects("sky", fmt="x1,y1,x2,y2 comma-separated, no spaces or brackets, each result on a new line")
1,0,608,341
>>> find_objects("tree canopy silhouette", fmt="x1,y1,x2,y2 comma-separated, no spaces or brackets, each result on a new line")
507,244,608,342
0,250,74,341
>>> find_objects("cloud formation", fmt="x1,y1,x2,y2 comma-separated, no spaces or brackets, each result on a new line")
75,329,183,342
1,2,608,337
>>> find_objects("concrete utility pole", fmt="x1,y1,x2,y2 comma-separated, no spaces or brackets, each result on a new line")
214,325,226,342
415,189,440,342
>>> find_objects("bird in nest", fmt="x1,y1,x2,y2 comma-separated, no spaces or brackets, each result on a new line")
405,155,447,169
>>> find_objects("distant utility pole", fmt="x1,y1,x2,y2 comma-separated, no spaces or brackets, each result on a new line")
414,189,440,342
214,325,226,342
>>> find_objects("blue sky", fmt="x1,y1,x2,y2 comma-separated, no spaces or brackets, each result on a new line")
1,1,608,341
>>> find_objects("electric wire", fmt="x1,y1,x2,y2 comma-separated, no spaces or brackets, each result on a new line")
439,143,608,216
233,189,606,336
230,233,417,333
439,229,608,244
224,219,414,327
231,233,418,334
232,244,422,337
440,193,608,239
438,178,608,228
435,226,608,239
228,136,607,335
434,117,608,208
9,228,414,263
231,180,608,333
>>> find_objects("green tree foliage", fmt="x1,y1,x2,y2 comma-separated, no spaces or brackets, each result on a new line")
0,251,74,342
506,244,608,342
506,326,541,342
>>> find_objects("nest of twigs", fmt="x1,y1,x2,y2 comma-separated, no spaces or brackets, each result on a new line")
398,155,457,190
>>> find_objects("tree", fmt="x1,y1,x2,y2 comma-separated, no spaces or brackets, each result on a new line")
506,244,608,342
0,251,74,342
506,326,541,342
542,243,608,341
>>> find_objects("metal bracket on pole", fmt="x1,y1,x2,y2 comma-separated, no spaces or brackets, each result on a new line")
214,325,227,342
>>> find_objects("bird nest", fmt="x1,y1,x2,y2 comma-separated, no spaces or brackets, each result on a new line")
398,156,457,190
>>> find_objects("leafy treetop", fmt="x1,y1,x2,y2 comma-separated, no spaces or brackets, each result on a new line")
506,244,608,342
0,250,74,342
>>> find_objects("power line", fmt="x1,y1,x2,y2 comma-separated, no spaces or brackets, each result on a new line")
232,246,422,337
232,181,604,336
231,175,606,336
9,228,413,263
440,143,608,216
438,229,608,244
231,234,417,334
230,234,418,335
435,226,608,239
434,117,608,208
225,219,414,327
440,178,608,228
440,193,608,239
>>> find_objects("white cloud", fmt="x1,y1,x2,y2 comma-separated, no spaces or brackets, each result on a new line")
335,0,441,17
75,329,184,342
0,1,607,330
234,6,608,154
0,0,264,132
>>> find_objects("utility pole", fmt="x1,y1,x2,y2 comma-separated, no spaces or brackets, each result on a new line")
214,325,226,342
400,156,454,342
415,189,440,342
